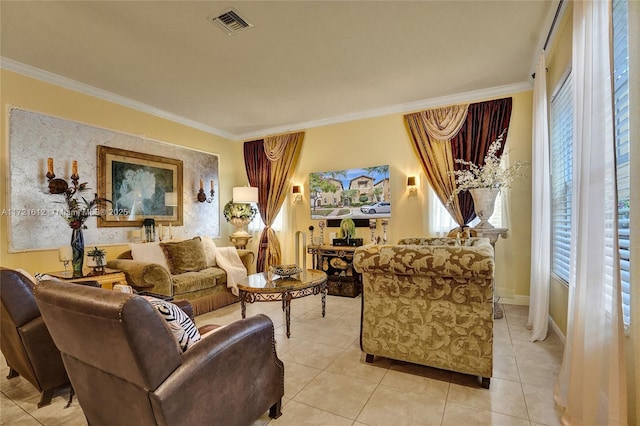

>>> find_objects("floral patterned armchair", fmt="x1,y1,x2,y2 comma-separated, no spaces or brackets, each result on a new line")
353,237,495,388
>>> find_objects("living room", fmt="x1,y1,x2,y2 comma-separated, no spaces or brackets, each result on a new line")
1,1,638,425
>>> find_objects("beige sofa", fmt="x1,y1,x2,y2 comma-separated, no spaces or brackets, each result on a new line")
107,237,254,316
353,237,495,388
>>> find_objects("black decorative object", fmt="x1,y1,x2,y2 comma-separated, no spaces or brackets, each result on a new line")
332,238,363,247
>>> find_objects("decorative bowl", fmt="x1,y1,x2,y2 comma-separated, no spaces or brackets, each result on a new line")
270,264,302,277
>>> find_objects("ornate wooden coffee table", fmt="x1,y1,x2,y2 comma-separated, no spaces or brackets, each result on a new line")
238,269,328,338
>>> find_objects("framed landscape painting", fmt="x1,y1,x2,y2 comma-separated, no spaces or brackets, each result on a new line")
309,164,390,220
97,146,183,227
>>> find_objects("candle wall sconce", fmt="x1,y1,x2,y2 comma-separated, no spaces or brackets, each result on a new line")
197,178,215,203
46,157,80,194
407,176,418,197
292,185,302,204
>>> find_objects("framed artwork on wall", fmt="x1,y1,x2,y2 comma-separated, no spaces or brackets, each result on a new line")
97,146,183,227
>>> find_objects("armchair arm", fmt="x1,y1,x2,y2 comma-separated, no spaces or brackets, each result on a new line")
151,315,284,426
19,316,68,391
106,259,172,296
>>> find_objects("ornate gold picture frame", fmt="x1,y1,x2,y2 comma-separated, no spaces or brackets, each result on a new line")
97,146,183,227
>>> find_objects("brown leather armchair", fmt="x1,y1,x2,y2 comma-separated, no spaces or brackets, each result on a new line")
35,279,284,426
0,268,70,407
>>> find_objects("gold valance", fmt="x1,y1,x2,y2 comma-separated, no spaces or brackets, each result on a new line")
422,104,469,141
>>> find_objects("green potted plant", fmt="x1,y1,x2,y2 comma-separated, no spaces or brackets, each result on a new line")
339,218,356,242
86,246,106,271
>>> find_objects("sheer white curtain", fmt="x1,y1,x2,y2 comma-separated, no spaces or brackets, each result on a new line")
554,1,628,424
528,53,551,342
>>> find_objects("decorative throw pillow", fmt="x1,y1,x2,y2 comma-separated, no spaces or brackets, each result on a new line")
142,296,201,351
34,273,64,284
129,242,171,272
200,236,218,267
160,237,208,274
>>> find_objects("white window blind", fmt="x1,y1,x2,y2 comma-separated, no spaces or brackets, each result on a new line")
550,73,573,284
613,0,630,327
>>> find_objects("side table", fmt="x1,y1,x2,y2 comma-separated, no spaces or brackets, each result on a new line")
45,268,128,290
473,227,508,319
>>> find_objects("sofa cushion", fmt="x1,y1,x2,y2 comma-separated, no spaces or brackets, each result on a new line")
130,242,171,272
142,296,201,351
200,236,218,267
161,237,208,275
171,267,226,295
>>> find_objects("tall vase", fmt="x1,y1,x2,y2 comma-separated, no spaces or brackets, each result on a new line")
71,228,84,276
470,188,500,229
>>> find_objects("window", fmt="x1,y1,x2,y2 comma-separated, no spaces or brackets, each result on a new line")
428,186,503,235
613,0,630,327
429,186,458,236
550,73,573,284
247,207,283,234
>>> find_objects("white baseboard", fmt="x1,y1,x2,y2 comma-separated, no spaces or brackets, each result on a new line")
548,315,566,344
496,295,530,306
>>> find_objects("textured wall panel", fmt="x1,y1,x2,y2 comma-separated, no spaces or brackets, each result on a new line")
7,108,220,252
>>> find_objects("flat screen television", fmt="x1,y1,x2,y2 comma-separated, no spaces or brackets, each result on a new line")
309,164,390,220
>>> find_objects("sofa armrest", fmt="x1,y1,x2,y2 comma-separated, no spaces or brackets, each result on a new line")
151,314,284,425
106,259,172,297
237,249,255,274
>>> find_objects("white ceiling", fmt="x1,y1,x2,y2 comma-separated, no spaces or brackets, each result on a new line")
1,1,556,141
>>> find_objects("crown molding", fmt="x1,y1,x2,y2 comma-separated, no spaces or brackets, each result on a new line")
0,57,236,140
236,81,533,141
3,57,532,142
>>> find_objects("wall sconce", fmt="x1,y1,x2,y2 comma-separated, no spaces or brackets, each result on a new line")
232,186,259,203
46,157,79,194
407,176,418,197
197,179,215,203
292,185,302,204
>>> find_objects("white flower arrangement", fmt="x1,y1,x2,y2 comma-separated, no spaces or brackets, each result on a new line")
448,132,528,204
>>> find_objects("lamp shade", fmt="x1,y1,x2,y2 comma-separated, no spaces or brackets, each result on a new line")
407,176,416,186
233,186,259,203
164,192,178,206
292,185,301,194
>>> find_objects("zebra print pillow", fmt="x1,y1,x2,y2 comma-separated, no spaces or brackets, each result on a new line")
142,296,201,351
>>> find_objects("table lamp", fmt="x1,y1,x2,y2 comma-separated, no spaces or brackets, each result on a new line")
58,246,73,275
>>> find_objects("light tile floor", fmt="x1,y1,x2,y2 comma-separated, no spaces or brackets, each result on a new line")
1,296,565,425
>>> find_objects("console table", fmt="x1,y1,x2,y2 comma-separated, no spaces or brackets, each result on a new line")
307,245,361,297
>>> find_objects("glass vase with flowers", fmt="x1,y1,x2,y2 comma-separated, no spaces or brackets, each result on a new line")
50,174,111,276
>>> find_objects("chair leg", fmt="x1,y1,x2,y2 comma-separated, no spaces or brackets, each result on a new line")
481,377,490,389
365,354,374,363
38,389,55,408
64,386,75,409
269,399,282,419
6,367,19,379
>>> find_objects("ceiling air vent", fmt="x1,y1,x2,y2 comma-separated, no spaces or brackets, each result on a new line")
208,8,253,35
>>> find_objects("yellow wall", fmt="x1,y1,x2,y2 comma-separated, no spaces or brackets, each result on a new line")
282,90,534,303
545,2,573,337
627,0,639,421
1,69,535,303
0,69,245,275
